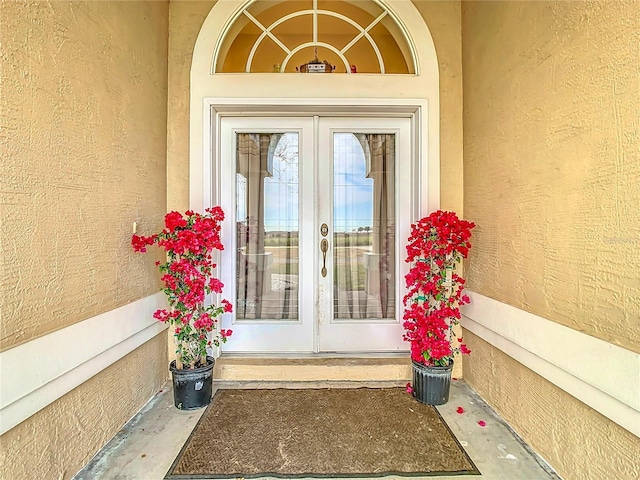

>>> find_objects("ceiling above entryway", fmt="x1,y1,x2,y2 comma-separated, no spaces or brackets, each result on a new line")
214,0,416,74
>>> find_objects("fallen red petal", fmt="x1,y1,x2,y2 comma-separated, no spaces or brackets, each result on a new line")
456,407,464,414
478,420,486,427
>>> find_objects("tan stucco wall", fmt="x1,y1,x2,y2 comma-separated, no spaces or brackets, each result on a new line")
0,2,169,478
1,0,169,350
413,0,463,215
464,331,640,480
462,0,640,353
462,1,640,478
167,0,217,213
0,334,167,480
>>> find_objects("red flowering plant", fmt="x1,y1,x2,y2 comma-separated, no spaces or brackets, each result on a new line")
132,207,232,370
402,210,475,367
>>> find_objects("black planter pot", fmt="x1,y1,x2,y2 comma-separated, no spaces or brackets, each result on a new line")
170,356,215,410
412,360,453,405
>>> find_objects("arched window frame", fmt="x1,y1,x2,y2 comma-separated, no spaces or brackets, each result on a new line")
213,0,418,74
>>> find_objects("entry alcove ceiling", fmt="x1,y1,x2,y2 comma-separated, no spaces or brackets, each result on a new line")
215,0,415,74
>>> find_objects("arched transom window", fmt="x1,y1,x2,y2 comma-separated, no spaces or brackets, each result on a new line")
214,0,416,74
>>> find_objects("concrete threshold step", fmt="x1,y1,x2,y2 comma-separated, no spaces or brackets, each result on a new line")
213,356,412,382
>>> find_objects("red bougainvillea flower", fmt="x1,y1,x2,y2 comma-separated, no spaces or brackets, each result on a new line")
208,277,224,293
456,407,464,414
402,210,475,367
478,420,487,427
164,211,187,232
222,299,233,313
405,382,413,394
131,207,233,370
131,234,155,253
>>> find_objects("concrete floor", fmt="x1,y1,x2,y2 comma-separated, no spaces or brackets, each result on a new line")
74,380,561,480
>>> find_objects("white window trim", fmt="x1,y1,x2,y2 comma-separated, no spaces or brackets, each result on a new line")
215,0,419,74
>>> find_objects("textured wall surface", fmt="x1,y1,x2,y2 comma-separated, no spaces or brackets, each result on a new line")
462,0,640,353
0,335,167,480
413,0,463,215
463,332,640,480
1,1,169,350
167,0,216,214
462,2,640,477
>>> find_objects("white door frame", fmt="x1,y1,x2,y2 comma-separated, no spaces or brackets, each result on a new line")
218,116,316,353
192,98,438,221
189,1,442,251
316,116,412,352
194,99,439,354
216,114,416,353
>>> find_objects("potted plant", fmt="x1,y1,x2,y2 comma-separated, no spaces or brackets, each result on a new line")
132,207,233,410
403,210,475,405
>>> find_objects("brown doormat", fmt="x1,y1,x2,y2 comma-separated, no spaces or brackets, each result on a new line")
166,388,479,479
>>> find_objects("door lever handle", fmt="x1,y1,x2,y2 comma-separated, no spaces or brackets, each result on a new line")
320,238,328,277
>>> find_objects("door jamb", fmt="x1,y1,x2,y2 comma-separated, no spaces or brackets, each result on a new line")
195,98,438,355
191,98,437,220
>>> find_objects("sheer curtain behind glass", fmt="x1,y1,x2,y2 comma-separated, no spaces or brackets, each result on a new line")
236,133,299,321
333,133,395,320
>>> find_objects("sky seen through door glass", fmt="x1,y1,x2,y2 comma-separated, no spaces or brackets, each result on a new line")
237,133,374,232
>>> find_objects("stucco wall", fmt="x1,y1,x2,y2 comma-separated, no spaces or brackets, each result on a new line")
462,1,640,478
0,1,169,478
462,0,640,353
0,334,167,480
1,0,169,350
464,331,640,480
413,0,463,214
167,0,217,213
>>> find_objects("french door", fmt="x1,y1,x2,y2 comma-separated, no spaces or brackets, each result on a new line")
219,116,412,353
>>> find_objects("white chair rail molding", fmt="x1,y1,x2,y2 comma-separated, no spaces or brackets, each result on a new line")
0,293,168,435
461,291,640,438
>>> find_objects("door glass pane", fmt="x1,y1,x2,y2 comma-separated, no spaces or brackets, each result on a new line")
236,133,299,320
333,133,395,320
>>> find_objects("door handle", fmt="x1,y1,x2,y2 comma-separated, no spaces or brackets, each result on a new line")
321,238,328,278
